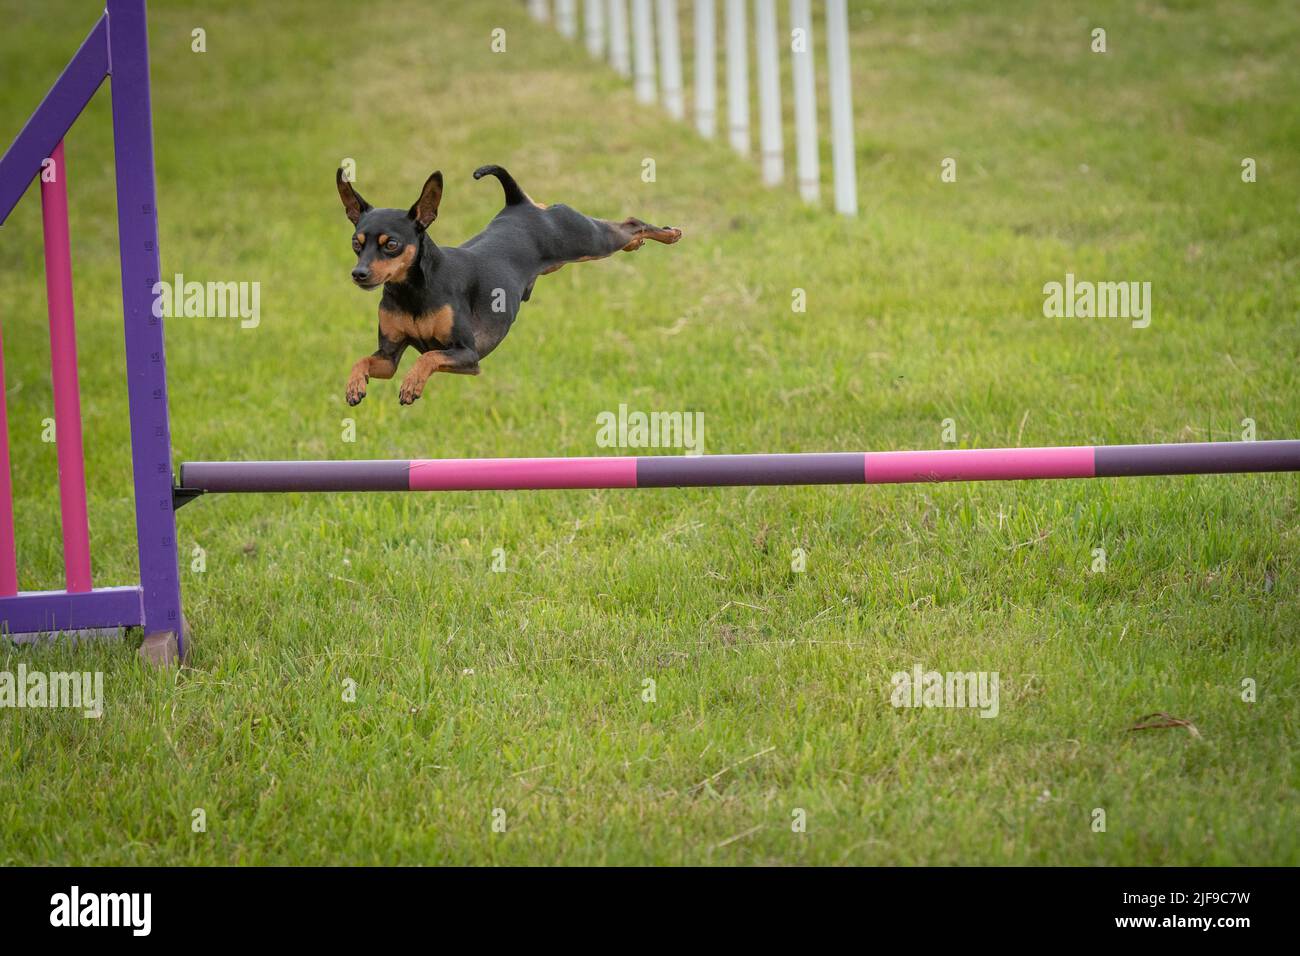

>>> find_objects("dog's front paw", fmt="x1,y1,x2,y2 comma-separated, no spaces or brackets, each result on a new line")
398,373,427,405
345,372,368,406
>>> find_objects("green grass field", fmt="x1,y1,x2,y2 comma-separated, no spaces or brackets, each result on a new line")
1,0,1297,865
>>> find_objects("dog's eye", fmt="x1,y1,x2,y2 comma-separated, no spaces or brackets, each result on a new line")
384,239,401,253
352,238,363,252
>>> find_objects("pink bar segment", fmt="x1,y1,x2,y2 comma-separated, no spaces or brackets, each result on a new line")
865,446,1096,484
0,317,17,596
41,140,92,592
409,456,639,491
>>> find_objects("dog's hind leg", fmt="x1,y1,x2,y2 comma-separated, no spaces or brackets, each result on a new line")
605,217,683,251
536,204,682,263
522,206,683,300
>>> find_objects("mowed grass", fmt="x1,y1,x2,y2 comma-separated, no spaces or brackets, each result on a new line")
1,0,1297,864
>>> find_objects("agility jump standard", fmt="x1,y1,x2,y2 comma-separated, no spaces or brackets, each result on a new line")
2,2,1299,665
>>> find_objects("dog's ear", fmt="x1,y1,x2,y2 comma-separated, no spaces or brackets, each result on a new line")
336,168,372,225
408,170,443,230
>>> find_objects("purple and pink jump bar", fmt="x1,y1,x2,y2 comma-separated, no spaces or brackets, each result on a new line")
179,441,1300,493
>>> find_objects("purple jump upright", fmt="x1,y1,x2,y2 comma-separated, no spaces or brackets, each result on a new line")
179,441,1300,493
0,0,184,664
2,3,1299,668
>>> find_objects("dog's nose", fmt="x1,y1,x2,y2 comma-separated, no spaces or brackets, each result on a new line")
352,266,370,283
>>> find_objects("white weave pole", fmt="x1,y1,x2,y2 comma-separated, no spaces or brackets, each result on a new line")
789,0,818,202
529,0,550,22
556,0,577,37
754,0,783,185
585,0,605,56
725,0,749,155
608,0,631,75
631,0,657,104
693,1,717,138
656,0,685,119
825,0,857,215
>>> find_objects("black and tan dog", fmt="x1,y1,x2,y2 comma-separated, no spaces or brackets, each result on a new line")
338,165,682,405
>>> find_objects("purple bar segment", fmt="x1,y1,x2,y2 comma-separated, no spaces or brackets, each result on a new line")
411,456,638,490
1094,440,1300,477
181,460,411,492
0,585,144,635
0,16,108,225
637,452,865,487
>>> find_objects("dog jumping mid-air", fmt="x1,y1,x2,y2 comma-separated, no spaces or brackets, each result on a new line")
338,165,682,406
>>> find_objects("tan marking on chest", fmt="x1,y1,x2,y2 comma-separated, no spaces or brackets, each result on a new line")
380,304,455,343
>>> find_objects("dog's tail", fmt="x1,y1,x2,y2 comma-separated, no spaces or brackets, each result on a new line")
473,165,528,206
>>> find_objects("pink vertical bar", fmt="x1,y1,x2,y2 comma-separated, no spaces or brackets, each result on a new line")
41,140,92,592
0,318,16,596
